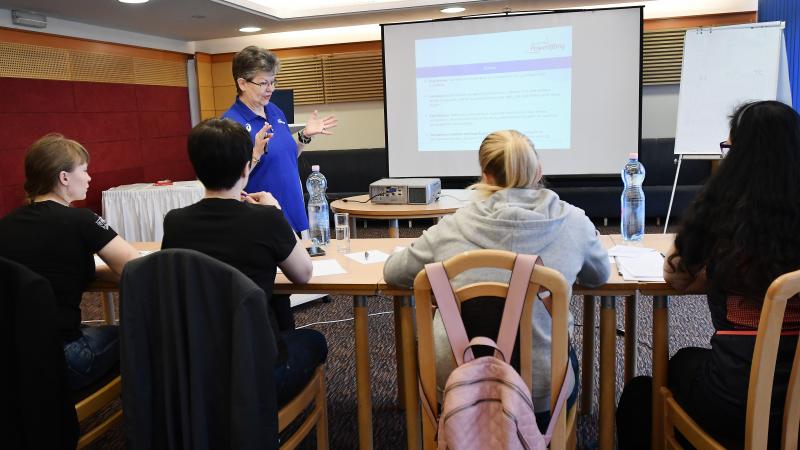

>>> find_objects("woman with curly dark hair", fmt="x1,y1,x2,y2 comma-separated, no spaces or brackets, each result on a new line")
617,100,800,449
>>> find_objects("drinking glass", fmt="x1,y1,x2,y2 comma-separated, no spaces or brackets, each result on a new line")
334,212,350,253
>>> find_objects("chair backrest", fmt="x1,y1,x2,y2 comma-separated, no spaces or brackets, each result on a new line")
0,256,79,449
413,249,571,449
120,248,279,450
746,269,800,450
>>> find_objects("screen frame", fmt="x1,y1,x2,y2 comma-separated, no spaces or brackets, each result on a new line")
380,6,644,178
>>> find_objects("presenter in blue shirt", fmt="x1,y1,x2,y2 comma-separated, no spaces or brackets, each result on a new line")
222,45,337,234
223,46,336,330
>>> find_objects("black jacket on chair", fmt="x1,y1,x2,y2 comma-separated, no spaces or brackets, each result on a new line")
120,249,279,450
1,256,79,450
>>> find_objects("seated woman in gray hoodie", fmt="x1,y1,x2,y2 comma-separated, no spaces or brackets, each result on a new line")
383,129,610,427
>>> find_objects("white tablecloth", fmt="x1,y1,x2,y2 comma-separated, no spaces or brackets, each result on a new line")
102,180,204,242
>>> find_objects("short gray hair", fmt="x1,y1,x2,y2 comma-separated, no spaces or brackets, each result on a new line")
232,46,280,95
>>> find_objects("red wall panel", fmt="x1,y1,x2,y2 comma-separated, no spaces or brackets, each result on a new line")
74,82,137,112
142,160,194,184
138,111,191,138
0,77,191,217
0,148,26,186
0,78,75,113
141,136,187,165
136,85,189,111
89,140,143,173
0,113,63,151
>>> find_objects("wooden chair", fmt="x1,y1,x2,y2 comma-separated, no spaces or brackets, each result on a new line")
278,365,330,450
74,375,123,448
661,269,800,450
413,249,577,450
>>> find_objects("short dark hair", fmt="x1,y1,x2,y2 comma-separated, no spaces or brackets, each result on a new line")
187,118,253,190
232,46,279,95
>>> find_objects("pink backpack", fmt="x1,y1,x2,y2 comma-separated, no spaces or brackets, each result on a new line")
421,254,574,450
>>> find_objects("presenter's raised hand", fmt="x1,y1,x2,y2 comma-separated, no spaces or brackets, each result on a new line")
253,122,273,159
304,110,338,137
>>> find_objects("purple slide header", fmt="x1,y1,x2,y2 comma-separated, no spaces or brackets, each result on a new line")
416,56,571,78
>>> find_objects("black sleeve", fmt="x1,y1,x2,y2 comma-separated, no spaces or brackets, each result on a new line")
261,207,298,262
162,210,177,249
75,209,118,252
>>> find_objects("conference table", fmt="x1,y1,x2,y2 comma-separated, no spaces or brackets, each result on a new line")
90,235,683,450
330,189,473,238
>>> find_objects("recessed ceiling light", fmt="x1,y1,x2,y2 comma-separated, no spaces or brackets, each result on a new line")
239,26,262,33
118,0,149,4
441,7,465,14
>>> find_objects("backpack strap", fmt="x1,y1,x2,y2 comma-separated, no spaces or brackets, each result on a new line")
463,336,508,363
425,262,473,365
542,360,576,444
495,254,541,360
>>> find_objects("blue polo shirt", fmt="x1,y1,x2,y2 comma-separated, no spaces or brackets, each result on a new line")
222,97,309,232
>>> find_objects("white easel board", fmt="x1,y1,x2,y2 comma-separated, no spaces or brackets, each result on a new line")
674,22,790,156
664,22,792,233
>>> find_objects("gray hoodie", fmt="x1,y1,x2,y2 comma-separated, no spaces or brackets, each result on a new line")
383,187,610,410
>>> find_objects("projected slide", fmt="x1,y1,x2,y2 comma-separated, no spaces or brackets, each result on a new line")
415,26,572,152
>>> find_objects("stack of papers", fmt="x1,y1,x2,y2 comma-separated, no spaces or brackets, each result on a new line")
607,245,665,282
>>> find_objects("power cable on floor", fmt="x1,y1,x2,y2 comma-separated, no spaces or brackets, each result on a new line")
297,310,394,329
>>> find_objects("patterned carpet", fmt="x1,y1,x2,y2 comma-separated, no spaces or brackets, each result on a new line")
79,219,714,449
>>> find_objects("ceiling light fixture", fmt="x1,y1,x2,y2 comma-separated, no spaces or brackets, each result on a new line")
441,7,466,14
11,10,47,28
239,26,262,33
118,0,150,4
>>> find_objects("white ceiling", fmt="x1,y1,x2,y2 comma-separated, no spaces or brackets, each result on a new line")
0,0,757,43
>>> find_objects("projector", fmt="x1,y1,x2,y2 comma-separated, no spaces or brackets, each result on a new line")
369,178,441,205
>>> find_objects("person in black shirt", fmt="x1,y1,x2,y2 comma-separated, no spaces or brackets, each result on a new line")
162,118,326,407
0,134,139,391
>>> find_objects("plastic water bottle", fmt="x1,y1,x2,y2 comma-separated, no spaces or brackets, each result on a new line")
621,153,645,241
306,165,330,247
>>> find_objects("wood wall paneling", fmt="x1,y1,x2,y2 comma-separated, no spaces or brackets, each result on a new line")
211,62,234,86
213,85,236,110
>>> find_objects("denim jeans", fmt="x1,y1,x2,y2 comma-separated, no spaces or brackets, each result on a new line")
63,324,120,392
274,328,328,407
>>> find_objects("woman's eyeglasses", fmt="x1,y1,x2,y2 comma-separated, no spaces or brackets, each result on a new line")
719,141,732,155
246,79,278,89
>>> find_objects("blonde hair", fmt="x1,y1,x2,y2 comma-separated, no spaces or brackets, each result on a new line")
24,133,89,203
469,130,542,196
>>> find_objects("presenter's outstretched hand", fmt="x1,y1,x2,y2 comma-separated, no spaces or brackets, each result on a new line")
244,191,281,209
253,122,273,159
304,110,338,137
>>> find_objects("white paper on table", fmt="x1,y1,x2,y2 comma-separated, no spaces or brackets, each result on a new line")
311,259,347,276
607,245,658,257
615,253,665,282
346,250,389,264
616,261,664,282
